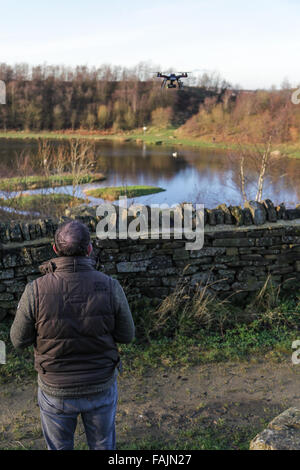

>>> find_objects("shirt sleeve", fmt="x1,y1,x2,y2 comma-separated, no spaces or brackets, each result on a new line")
111,278,135,344
10,281,36,350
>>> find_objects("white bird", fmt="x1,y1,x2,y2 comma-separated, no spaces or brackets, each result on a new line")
172,152,178,158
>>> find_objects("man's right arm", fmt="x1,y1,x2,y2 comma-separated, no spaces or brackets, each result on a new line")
111,278,135,343
10,282,36,350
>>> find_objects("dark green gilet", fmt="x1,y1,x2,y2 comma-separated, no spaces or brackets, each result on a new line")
33,256,119,387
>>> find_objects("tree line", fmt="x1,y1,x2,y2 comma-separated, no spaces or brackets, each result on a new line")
0,63,229,132
1,62,296,143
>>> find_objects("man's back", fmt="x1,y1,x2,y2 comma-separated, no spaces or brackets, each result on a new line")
10,219,135,450
34,256,120,387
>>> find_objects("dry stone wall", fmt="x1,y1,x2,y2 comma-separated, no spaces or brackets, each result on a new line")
0,200,299,321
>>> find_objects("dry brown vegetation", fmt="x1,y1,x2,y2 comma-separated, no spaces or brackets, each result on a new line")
178,89,300,144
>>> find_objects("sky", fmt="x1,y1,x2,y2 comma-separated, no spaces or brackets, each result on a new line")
0,0,299,89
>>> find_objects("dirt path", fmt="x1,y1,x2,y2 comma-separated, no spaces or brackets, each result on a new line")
1,358,300,450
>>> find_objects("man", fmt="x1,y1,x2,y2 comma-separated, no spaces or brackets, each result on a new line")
10,220,135,450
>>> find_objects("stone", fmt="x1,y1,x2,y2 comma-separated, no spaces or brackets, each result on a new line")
14,266,40,277
214,209,225,225
35,224,42,238
262,199,277,222
130,250,155,262
244,200,267,225
191,271,215,285
117,260,150,273
65,205,97,219
0,308,7,321
217,204,233,224
226,248,239,256
0,269,14,280
250,408,300,450
161,277,179,287
2,253,18,268
242,208,253,225
3,280,26,293
38,218,54,237
0,223,10,243
0,300,18,309
172,248,190,260
210,281,231,291
190,247,225,258
20,223,31,241
207,209,216,225
136,277,162,287
28,223,37,240
0,292,14,301
286,208,300,220
229,205,244,226
213,238,255,247
217,269,235,282
148,256,172,270
31,245,54,263
9,223,23,242
276,203,287,220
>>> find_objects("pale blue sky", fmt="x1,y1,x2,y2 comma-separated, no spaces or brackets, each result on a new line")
0,0,299,89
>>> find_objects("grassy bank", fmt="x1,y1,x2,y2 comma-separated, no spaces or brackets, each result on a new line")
0,172,105,192
1,290,299,385
0,280,299,450
0,318,296,385
84,185,166,201
0,128,299,158
0,193,86,213
0,291,299,450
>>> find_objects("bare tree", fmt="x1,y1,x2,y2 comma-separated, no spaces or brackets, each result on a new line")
255,138,272,202
229,136,283,203
37,139,53,177
68,139,96,197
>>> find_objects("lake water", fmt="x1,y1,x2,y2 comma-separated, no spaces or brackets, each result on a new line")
0,138,299,209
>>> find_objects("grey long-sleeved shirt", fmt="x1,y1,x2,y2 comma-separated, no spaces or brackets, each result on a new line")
10,277,135,397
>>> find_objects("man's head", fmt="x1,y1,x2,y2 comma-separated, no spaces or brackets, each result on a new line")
53,220,92,257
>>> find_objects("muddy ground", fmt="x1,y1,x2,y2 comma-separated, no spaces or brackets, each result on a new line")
1,358,300,450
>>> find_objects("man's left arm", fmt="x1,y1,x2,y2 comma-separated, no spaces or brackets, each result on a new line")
10,282,36,350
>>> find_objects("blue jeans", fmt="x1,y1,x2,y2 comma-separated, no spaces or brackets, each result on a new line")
38,379,118,450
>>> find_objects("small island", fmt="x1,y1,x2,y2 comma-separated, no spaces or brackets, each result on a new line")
84,185,166,201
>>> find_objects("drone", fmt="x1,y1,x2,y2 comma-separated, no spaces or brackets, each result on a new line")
155,72,189,89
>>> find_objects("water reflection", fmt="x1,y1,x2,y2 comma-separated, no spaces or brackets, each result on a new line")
0,139,299,208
